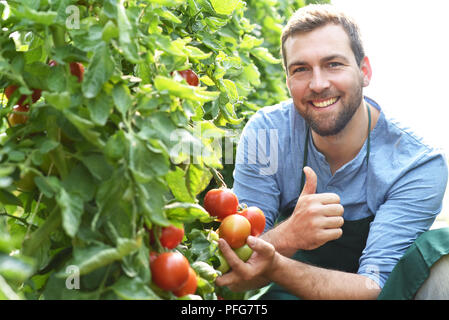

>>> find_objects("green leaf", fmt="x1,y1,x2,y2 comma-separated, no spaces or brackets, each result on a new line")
82,43,114,99
11,6,57,25
112,84,132,116
112,276,160,300
210,0,241,15
117,0,140,63
105,131,128,161
0,190,22,207
251,47,281,64
43,91,71,111
89,91,113,125
166,167,195,203
57,189,84,238
80,154,113,181
186,164,213,198
164,202,213,223
154,76,219,103
138,180,170,227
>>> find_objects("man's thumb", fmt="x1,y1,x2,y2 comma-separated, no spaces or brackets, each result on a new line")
300,166,317,196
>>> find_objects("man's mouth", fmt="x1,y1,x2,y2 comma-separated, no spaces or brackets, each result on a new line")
309,97,339,108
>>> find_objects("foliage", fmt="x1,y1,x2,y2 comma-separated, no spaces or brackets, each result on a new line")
0,0,326,300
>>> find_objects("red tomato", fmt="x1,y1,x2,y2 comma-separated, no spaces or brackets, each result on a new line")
151,252,190,291
48,60,84,82
238,206,266,237
69,62,84,82
177,69,199,86
219,214,251,249
160,225,184,249
173,267,198,297
8,104,29,126
5,85,41,107
204,188,239,220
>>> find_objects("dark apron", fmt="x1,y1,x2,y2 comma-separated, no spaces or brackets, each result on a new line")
261,103,374,300
261,210,374,300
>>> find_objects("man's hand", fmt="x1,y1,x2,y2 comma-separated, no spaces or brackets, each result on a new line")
271,166,344,252
215,236,277,291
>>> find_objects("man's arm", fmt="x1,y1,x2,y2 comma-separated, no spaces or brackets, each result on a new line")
215,236,381,299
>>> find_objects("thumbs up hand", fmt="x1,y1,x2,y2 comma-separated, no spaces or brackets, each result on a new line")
280,166,344,251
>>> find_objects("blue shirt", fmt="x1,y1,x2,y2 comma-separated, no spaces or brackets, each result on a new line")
232,97,448,288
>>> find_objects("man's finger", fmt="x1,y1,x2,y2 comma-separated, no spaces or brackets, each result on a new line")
246,236,275,259
300,166,317,196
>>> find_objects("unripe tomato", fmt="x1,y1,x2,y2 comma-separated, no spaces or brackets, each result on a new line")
234,244,253,262
8,105,29,126
219,214,251,249
216,250,230,274
151,252,190,291
177,69,199,86
238,206,266,237
160,225,184,249
204,188,239,220
173,267,198,297
69,62,84,82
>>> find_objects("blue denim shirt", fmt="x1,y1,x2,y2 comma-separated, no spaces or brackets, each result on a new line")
232,97,448,288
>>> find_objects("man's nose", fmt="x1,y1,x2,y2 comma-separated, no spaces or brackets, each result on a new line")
309,69,330,93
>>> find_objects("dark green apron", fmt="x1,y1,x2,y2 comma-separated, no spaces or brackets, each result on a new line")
261,103,374,300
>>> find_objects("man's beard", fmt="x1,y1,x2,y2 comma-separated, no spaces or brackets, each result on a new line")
302,84,363,137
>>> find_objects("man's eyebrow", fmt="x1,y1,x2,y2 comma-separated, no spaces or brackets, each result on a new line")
287,54,350,69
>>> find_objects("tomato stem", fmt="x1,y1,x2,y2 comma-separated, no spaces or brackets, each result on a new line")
210,167,227,189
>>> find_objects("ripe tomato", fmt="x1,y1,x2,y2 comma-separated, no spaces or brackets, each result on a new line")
5,85,41,107
160,225,184,249
48,60,84,82
69,62,84,82
219,214,251,249
173,267,198,297
177,69,199,86
238,206,266,237
8,104,29,126
151,252,190,291
204,188,239,220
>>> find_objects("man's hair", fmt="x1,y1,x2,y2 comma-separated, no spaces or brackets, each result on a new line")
281,4,365,72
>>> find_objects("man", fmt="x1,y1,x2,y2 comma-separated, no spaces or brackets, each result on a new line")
215,4,448,299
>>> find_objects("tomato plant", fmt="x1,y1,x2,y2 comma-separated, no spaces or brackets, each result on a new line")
151,252,190,292
0,0,326,300
204,188,239,220
219,214,251,249
239,206,266,237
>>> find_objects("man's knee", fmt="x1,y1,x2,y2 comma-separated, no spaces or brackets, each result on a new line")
415,254,449,299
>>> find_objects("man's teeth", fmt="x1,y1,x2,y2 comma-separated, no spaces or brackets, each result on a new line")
311,97,338,108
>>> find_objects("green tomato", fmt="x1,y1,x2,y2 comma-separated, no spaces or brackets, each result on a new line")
216,251,230,274
234,244,253,262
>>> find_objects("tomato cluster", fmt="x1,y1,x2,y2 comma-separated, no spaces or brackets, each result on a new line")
203,188,266,274
4,60,85,127
147,224,198,297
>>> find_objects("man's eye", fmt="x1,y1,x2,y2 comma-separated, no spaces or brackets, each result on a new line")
292,67,307,73
328,62,343,68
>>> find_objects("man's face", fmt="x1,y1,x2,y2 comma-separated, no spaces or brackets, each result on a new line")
284,24,370,136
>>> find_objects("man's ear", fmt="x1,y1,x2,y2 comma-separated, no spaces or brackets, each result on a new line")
360,56,372,87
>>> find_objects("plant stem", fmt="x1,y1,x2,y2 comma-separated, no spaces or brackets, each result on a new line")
210,167,227,188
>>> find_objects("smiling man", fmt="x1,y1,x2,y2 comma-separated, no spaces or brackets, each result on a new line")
215,4,448,299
